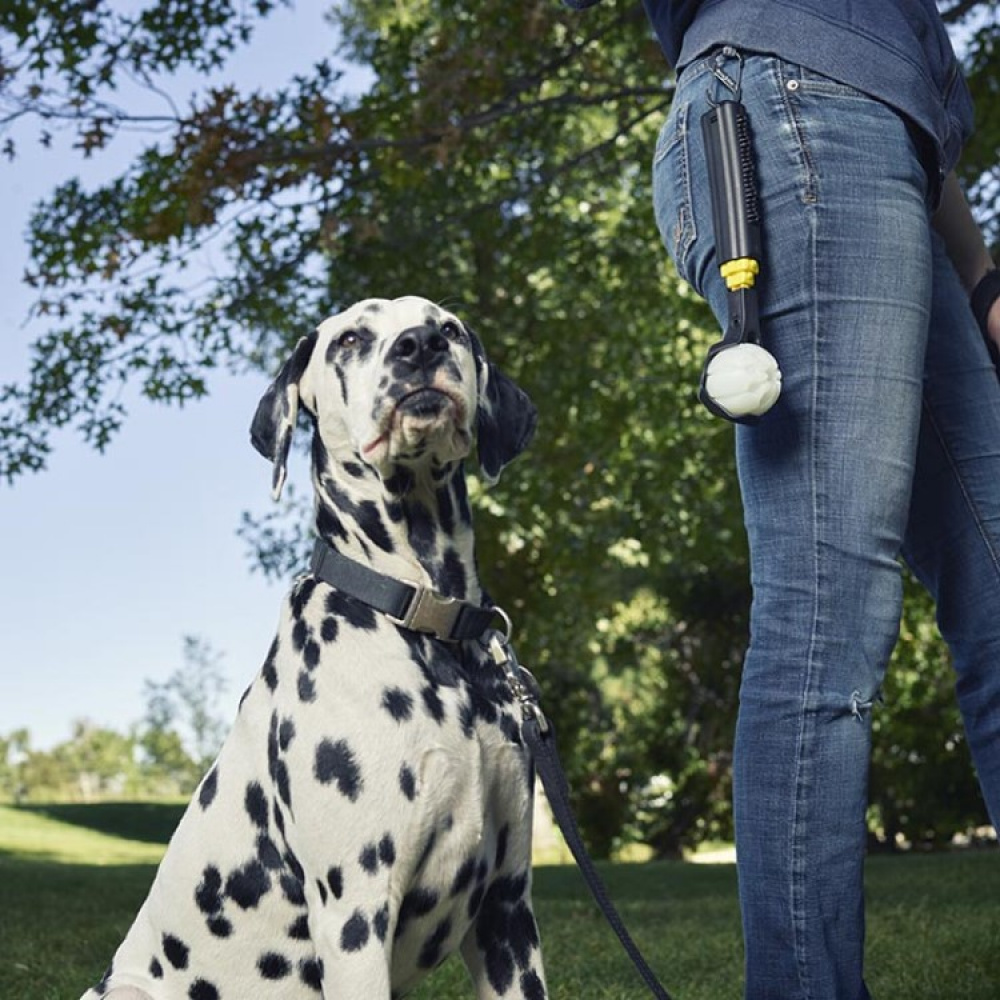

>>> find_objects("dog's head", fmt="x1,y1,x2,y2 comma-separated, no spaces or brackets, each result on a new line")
250,297,537,499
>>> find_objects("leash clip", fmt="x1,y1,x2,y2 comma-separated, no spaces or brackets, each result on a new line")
488,630,550,734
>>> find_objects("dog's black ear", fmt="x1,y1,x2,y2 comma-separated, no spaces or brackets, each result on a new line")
469,329,537,486
250,331,318,500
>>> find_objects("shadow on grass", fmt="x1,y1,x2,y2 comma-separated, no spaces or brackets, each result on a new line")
18,802,186,845
0,851,158,1000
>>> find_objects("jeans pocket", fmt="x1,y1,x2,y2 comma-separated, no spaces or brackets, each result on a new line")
652,99,697,285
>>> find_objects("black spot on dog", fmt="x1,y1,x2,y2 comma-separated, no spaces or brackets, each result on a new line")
298,670,317,703
208,917,232,938
322,478,395,554
373,901,390,942
300,957,324,991
150,958,163,979
195,866,223,915
284,848,306,884
258,952,292,979
262,638,279,691
384,467,415,497
333,364,349,405
288,914,311,940
462,684,502,734
275,759,293,810
399,763,417,801
357,500,394,552
455,477,473,526
475,873,538,993
292,618,309,652
522,969,546,1000
422,685,446,724
279,717,297,751
162,933,189,970
315,738,363,800
342,460,366,478
451,856,477,897
245,782,269,829
341,910,370,952
188,980,220,1000
495,825,509,870
379,833,396,867
304,639,321,670
198,767,218,809
280,873,306,906
382,687,414,722
436,484,456,536
438,548,467,598
415,831,437,874
290,577,317,620
418,644,460,688
327,865,344,899
316,503,349,543
316,878,328,904
320,615,339,643
406,501,436,558
226,860,271,909
359,842,378,874
485,944,515,994
257,834,284,870
395,887,439,938
419,918,452,969
385,497,405,523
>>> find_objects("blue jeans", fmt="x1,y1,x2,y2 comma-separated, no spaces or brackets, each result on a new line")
653,49,1000,999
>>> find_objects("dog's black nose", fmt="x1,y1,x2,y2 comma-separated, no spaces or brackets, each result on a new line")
389,324,450,371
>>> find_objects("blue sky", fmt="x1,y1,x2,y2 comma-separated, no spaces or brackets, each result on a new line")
0,3,362,750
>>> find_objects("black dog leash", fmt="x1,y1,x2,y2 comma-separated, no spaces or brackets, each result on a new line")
307,541,674,998
486,633,675,1000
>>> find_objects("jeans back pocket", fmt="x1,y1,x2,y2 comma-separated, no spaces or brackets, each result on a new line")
652,99,697,281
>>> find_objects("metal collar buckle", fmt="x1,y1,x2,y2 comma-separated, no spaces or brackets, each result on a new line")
388,582,462,638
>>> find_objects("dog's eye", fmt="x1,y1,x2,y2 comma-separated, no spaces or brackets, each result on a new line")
337,330,360,348
440,320,462,339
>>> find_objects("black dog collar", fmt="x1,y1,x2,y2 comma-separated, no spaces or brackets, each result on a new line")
309,540,498,642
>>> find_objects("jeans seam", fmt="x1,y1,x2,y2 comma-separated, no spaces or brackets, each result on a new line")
789,197,822,1000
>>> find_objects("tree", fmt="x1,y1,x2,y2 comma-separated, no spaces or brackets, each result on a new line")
8,722,137,801
0,728,31,801
139,635,227,791
3,1,998,851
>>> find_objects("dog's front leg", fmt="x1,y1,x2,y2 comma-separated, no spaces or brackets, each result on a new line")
459,873,547,1000
309,913,394,1000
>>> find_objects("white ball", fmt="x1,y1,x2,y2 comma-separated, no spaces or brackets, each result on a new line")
704,343,782,418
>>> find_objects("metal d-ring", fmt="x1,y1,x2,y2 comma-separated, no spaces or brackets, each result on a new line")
492,606,513,645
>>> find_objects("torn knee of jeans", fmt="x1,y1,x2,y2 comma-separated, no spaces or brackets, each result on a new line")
849,688,883,721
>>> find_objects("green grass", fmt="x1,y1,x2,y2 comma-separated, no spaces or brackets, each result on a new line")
1,804,998,999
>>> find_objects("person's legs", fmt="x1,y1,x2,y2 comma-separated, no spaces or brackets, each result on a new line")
654,51,932,999
903,233,1000,828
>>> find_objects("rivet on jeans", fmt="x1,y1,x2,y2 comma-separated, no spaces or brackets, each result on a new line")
786,79,800,92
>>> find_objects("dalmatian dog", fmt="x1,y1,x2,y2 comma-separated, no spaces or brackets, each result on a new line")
82,296,546,1000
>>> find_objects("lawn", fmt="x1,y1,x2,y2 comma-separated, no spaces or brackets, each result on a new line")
1,803,997,1000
